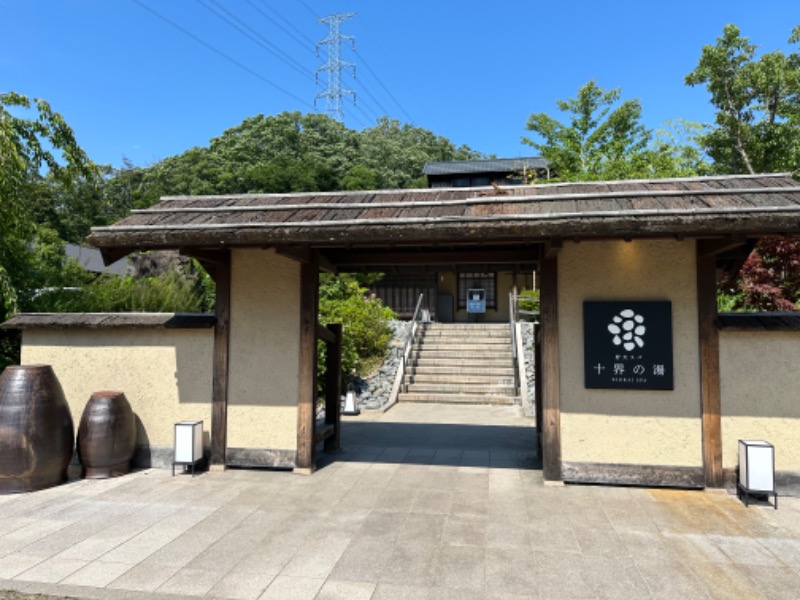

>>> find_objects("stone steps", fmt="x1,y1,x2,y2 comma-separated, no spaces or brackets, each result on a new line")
409,365,515,377
399,392,517,405
399,322,518,406
405,374,515,385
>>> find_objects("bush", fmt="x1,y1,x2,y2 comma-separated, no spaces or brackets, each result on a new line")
318,274,395,393
517,288,541,318
31,269,214,313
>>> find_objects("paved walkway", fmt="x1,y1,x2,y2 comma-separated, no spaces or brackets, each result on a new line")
1,404,799,599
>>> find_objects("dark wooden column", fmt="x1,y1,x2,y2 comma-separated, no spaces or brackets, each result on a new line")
295,255,320,473
697,249,723,487
324,323,343,453
209,250,231,468
540,256,562,482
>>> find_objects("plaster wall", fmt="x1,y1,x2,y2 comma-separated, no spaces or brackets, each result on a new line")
20,328,213,449
558,239,702,467
720,330,800,471
227,248,301,451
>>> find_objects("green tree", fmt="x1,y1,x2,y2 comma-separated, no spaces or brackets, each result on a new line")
523,81,709,181
522,81,651,180
685,24,800,174
358,117,480,189
1,92,97,367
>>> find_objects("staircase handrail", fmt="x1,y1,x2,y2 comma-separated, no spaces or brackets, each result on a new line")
509,287,520,393
384,293,426,412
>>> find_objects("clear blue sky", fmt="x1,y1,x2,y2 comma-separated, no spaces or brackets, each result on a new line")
3,0,799,168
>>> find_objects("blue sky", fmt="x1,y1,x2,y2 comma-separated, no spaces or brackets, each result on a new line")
2,1,799,168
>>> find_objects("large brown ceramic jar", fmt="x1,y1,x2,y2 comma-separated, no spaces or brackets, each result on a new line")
0,365,74,493
77,391,136,479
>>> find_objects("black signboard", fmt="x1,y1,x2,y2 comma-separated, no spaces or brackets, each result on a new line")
583,301,674,390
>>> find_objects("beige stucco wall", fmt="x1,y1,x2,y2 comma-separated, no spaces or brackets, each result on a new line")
559,239,703,467
227,248,300,451
21,328,213,448
720,330,800,472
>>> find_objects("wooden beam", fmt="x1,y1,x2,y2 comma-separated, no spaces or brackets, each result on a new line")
697,238,747,258
275,246,336,273
326,248,541,268
210,250,231,468
324,323,343,453
544,240,562,259
180,248,231,265
540,257,562,482
697,251,723,488
316,323,336,344
295,254,319,473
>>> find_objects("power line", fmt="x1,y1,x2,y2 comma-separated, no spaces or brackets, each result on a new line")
249,0,317,50
196,0,313,80
131,0,313,109
349,78,391,120
295,0,319,20
353,49,416,125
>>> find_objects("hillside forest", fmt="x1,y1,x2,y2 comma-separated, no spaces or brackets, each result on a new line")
1,23,799,374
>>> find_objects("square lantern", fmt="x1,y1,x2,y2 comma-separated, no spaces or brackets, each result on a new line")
737,439,777,509
173,420,204,476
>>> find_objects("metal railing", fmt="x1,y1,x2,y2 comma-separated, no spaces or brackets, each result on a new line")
386,293,426,410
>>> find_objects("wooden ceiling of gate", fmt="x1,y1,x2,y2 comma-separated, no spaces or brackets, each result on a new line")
88,173,800,263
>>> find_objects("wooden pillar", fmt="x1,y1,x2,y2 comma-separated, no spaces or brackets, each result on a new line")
324,323,343,453
697,252,723,487
210,251,231,468
295,255,319,473
540,257,562,482
534,322,543,454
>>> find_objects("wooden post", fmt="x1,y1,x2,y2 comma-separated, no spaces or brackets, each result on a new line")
534,322,543,454
210,251,231,469
697,252,723,487
324,323,343,453
295,255,319,473
540,257,562,482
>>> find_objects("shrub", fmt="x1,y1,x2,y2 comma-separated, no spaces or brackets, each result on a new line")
317,274,395,393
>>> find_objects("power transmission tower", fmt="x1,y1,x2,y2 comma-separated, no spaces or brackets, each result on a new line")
315,12,356,122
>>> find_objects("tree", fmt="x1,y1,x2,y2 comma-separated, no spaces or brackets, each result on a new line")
356,117,480,189
521,81,706,181
719,236,800,312
685,24,800,174
1,92,97,367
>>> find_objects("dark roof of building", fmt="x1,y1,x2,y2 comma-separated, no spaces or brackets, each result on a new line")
423,157,550,176
87,173,800,254
0,313,215,330
717,312,800,331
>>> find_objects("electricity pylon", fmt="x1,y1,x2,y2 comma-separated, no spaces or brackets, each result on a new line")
315,12,356,122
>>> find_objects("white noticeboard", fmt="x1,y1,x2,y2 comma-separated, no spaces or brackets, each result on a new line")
739,439,775,492
174,420,203,464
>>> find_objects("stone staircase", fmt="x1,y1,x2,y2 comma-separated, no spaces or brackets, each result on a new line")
399,323,518,405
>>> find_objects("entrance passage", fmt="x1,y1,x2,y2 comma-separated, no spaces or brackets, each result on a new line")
320,402,539,470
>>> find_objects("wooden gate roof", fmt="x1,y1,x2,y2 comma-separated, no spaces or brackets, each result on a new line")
88,173,800,260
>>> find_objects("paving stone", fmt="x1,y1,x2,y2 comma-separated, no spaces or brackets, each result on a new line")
257,575,324,600
315,579,376,600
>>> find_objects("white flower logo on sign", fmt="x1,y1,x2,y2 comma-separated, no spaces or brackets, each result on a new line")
607,309,646,351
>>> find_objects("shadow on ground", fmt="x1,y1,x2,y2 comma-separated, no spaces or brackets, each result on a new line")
318,420,542,471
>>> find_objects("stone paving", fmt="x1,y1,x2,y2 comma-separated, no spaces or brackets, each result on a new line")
0,404,799,599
